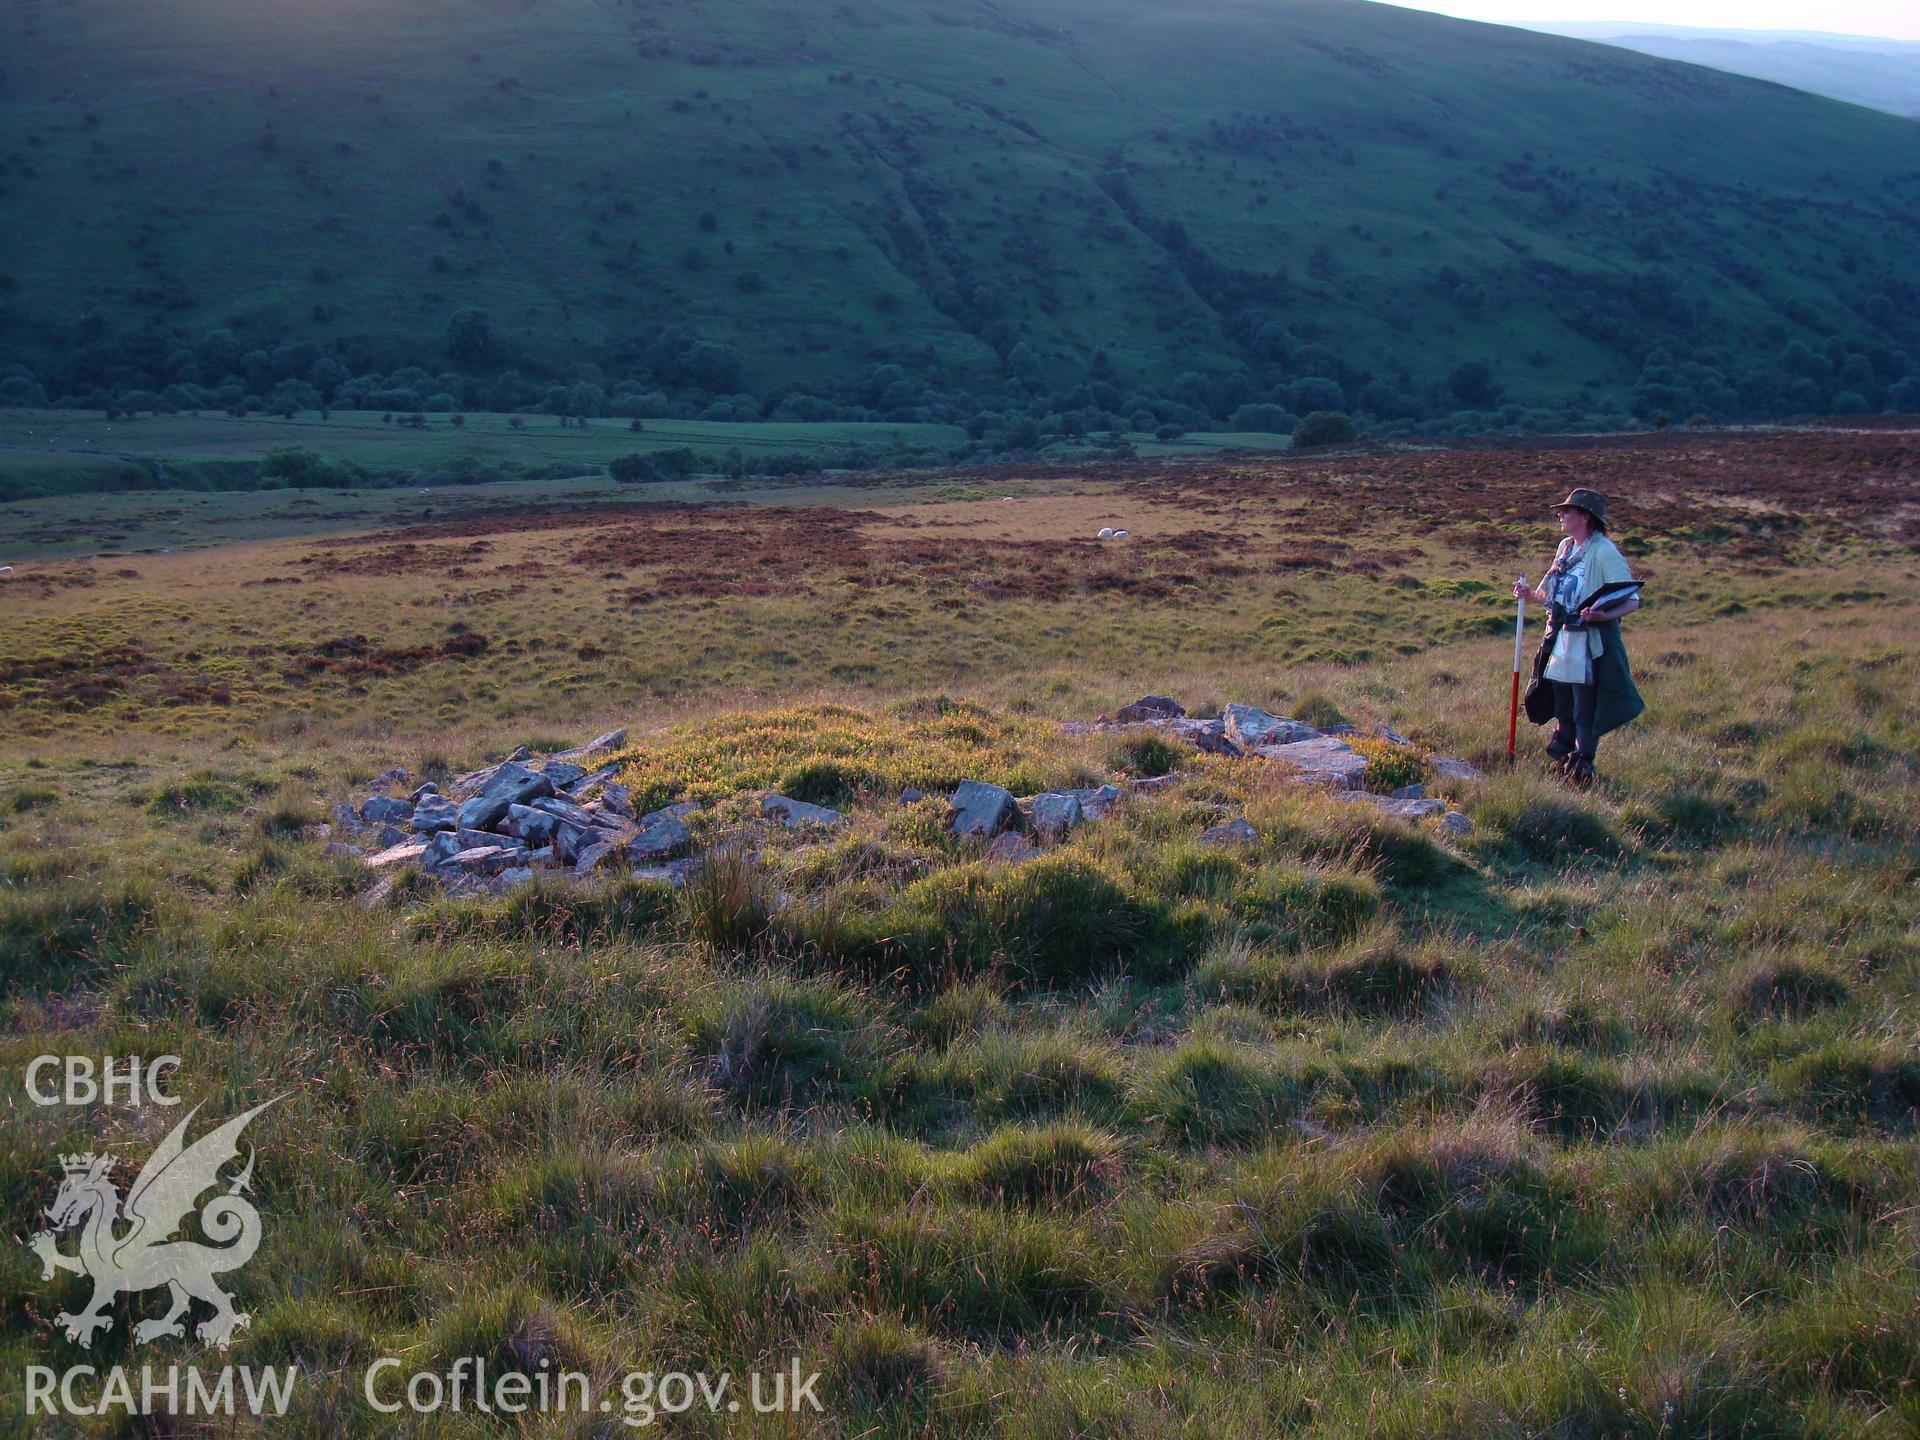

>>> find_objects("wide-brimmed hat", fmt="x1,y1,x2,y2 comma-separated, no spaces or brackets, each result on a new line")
1552,488,1607,530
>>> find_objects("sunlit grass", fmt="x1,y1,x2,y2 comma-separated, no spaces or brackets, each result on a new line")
0,446,1916,1435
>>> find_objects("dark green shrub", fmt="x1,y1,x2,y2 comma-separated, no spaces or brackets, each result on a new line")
777,757,866,807
1231,862,1381,948
681,845,775,952
1195,929,1449,1016
4,784,56,814
1292,410,1358,447
146,767,257,816
1136,1040,1318,1146
1292,691,1349,729
1474,791,1623,865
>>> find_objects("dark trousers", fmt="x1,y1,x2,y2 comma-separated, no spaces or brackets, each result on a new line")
1551,680,1597,759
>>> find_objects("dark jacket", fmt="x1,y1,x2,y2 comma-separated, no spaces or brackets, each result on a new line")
1523,616,1645,737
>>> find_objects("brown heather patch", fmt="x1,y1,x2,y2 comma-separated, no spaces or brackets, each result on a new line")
1105,428,1919,565
280,631,492,683
0,429,1912,740
0,639,233,713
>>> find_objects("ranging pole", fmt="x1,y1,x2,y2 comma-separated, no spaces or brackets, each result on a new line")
1508,585,1527,760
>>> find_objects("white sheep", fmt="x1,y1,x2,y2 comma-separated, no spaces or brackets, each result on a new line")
1113,529,1130,539
1097,527,1114,539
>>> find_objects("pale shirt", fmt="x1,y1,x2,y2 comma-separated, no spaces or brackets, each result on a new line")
1543,533,1636,681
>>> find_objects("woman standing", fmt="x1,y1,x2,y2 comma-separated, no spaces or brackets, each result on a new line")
1513,488,1645,787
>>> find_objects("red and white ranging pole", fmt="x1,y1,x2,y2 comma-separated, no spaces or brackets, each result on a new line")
1508,582,1527,760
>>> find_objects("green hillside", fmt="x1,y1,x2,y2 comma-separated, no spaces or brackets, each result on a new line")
4,0,1920,440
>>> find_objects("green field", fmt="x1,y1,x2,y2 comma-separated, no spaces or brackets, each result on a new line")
0,407,975,501
4,0,1918,429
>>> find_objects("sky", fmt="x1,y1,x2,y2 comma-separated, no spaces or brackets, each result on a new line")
1385,1,1920,43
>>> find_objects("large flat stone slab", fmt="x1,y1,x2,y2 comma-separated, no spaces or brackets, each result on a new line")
411,794,459,833
448,844,529,875
366,840,429,870
360,795,413,826
1224,704,1320,749
503,804,558,845
1072,783,1126,820
1345,793,1447,821
528,794,598,829
1264,736,1369,790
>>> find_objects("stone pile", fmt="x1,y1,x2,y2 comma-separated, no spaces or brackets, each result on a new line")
328,727,710,902
321,695,1487,904
1071,695,1481,834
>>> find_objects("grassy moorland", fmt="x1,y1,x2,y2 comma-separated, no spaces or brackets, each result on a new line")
0,429,1917,1435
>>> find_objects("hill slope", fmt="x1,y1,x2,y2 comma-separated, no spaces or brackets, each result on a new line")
1528,22,1920,117
4,0,1920,430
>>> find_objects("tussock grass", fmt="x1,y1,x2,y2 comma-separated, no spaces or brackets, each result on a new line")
406,873,679,946
1194,925,1457,1018
953,1123,1124,1210
2,464,1918,1434
827,1315,947,1408
688,976,887,1111
611,700,1098,814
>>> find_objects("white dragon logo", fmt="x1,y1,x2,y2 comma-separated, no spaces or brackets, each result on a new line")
25,1098,281,1350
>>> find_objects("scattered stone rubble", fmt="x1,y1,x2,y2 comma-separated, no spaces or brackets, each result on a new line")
319,698,1486,906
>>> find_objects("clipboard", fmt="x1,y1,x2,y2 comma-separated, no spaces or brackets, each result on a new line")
1559,579,1643,629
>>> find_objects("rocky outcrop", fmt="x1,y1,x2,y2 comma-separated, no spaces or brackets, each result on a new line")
1346,794,1447,821
458,762,554,830
327,697,1489,907
627,815,694,862
949,780,1018,839
1223,704,1320,750
1260,736,1370,790
1199,818,1259,846
763,795,847,828
411,794,459,833
1112,695,1183,723
333,729,689,897
1029,791,1083,838
360,795,413,826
